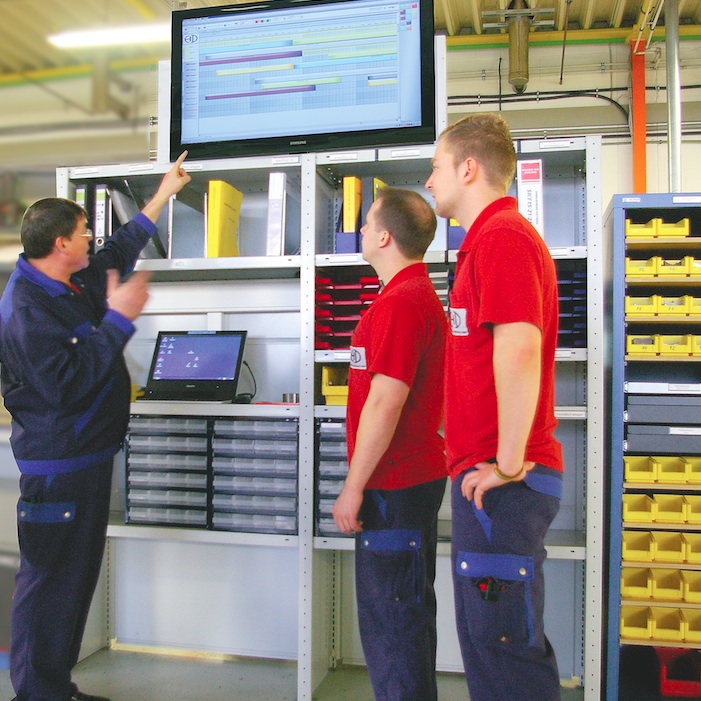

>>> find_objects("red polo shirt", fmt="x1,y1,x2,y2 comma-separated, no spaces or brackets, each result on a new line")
445,197,563,478
346,263,448,490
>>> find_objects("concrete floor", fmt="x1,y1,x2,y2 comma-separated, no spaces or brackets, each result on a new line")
0,648,587,700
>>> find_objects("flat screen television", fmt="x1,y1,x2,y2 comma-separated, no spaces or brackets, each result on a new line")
170,0,435,160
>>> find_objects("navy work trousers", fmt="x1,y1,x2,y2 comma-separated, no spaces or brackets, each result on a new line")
355,477,446,701
451,468,561,701
10,460,113,701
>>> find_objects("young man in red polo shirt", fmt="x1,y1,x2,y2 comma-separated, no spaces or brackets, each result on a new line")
332,187,448,701
426,113,563,701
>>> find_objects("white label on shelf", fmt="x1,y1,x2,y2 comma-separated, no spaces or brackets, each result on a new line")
272,156,300,166
622,197,641,203
389,148,421,159
128,164,156,172
72,167,100,175
669,383,701,393
670,427,701,435
325,152,359,162
172,260,187,268
673,195,701,204
538,140,574,150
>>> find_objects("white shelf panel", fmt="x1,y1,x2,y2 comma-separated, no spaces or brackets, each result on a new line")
130,402,300,418
136,255,301,281
315,350,351,363
448,246,586,263
314,405,346,419
556,348,588,361
107,520,298,548
318,349,588,364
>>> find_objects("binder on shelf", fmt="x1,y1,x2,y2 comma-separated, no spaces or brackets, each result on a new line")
266,172,300,256
372,177,387,200
93,185,112,252
517,159,544,238
168,186,206,259
207,180,243,258
342,176,362,233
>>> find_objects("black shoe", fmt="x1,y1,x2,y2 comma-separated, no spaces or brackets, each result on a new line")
70,692,112,701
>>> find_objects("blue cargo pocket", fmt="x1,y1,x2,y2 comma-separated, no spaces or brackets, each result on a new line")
357,529,423,605
17,500,77,571
455,550,536,647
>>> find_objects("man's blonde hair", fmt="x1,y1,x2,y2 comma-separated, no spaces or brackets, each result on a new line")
440,113,517,193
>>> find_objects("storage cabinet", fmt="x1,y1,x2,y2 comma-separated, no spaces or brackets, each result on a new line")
55,135,604,700
605,193,701,700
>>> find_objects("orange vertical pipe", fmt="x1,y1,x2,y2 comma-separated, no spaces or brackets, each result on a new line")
630,44,648,193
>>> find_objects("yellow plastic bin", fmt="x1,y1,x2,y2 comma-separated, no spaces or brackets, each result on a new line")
682,571,701,604
652,569,684,602
623,530,656,562
658,335,693,356
625,257,659,278
690,258,701,278
321,365,349,406
627,334,659,356
626,218,659,238
653,456,689,484
693,336,701,357
683,609,701,643
623,494,657,523
657,218,690,237
658,296,692,316
686,495,701,525
658,257,692,276
621,567,652,599
687,457,701,484
653,531,687,564
624,456,657,483
689,297,701,318
654,493,687,524
685,533,701,564
652,607,685,642
621,606,651,639
625,295,659,316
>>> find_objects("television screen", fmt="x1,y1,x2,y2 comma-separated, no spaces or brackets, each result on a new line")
170,0,435,160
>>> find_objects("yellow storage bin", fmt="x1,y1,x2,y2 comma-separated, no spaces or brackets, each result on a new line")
652,607,685,641
626,218,659,238
658,335,693,356
321,365,349,406
682,571,701,604
623,494,657,523
622,567,652,599
658,296,692,316
625,256,659,277
621,606,651,639
653,456,689,484
654,493,687,523
683,610,701,643
690,257,701,278
686,495,701,524
686,457,701,484
652,569,684,602
653,531,687,564
623,530,656,562
625,295,659,316
657,218,690,237
627,334,659,356
624,456,656,483
658,257,692,276
685,533,701,564
689,297,701,318
693,336,701,357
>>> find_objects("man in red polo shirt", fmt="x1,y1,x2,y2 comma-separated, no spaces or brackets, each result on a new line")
333,187,447,701
426,113,563,701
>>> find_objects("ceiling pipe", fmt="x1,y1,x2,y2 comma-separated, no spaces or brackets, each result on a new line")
508,0,530,94
666,0,682,192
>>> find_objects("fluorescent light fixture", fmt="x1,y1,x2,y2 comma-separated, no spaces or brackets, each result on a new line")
48,23,170,49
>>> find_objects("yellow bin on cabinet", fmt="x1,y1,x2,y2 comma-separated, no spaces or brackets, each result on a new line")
625,256,659,277
683,610,701,643
627,335,659,356
654,493,687,523
652,531,687,564
621,567,651,599
657,218,690,237
685,533,701,564
658,257,692,276
625,296,659,316
658,296,692,316
623,530,655,562
653,456,689,484
623,494,656,523
658,335,693,356
626,218,659,237
624,456,656,483
651,607,685,641
682,571,701,604
651,569,684,602
686,457,701,484
621,606,651,639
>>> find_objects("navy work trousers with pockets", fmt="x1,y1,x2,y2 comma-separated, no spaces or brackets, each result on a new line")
10,459,113,701
355,477,446,701
451,466,562,701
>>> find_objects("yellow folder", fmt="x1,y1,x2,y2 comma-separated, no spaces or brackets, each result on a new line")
342,176,362,233
207,180,243,257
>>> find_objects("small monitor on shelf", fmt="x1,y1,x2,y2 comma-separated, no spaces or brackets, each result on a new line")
169,0,436,161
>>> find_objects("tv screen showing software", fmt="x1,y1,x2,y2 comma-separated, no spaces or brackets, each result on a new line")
170,0,435,160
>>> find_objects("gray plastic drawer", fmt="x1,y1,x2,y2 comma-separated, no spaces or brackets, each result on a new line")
129,417,208,434
627,395,701,425
212,475,297,497
212,512,297,534
211,455,297,478
626,424,701,454
211,493,297,515
128,471,208,490
127,452,208,472
127,506,207,527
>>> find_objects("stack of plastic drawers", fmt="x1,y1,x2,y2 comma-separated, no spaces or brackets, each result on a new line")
556,259,587,348
126,416,209,527
211,418,299,534
315,272,379,351
315,418,348,537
